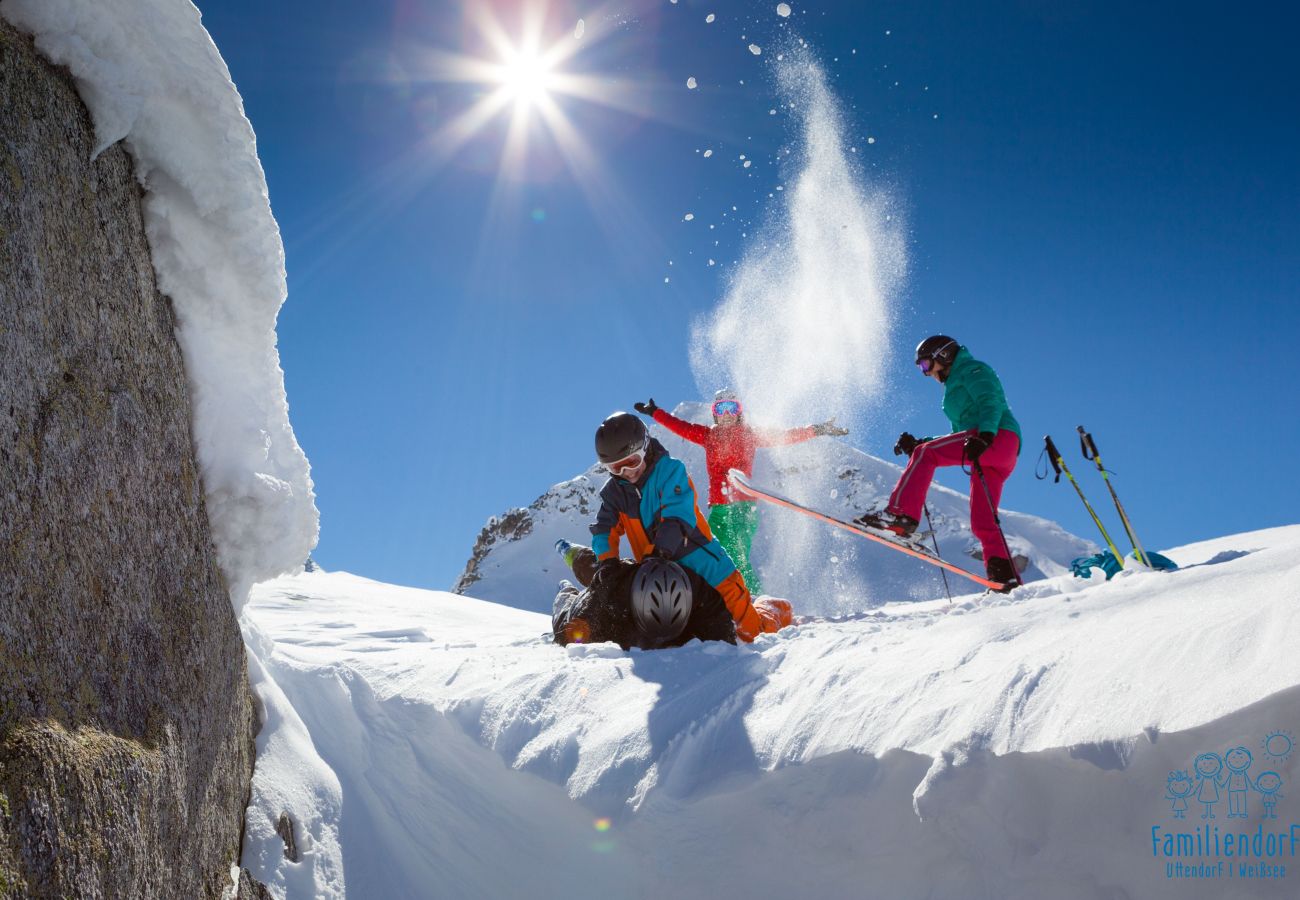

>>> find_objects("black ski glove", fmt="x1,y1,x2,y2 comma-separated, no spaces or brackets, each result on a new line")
651,519,690,560
812,418,849,437
964,432,997,462
634,399,659,417
592,557,623,586
893,432,920,457
569,546,598,588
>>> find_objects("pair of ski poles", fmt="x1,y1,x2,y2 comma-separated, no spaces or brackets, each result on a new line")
1042,427,1151,569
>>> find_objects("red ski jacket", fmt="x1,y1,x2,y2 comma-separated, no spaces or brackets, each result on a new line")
652,408,818,506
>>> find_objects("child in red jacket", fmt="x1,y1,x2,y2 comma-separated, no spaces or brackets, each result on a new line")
634,391,847,593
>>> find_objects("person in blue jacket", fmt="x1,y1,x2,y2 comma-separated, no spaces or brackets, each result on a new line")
590,412,791,641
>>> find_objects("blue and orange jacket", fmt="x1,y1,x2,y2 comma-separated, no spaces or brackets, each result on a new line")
589,439,772,641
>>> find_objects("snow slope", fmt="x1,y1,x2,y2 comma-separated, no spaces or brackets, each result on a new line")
457,402,1094,615
247,525,1300,899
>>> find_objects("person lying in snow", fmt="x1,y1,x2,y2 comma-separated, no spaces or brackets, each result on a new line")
633,390,847,594
552,542,735,649
853,335,1022,590
587,411,792,642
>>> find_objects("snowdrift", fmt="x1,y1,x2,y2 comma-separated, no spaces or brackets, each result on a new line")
456,402,1094,616
246,525,1300,898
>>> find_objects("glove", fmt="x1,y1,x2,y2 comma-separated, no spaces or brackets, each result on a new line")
893,431,919,457
569,547,598,588
651,519,689,560
753,596,794,633
634,399,659,416
812,418,849,437
964,432,997,462
592,557,623,585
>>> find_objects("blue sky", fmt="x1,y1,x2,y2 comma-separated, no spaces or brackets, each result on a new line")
202,0,1299,592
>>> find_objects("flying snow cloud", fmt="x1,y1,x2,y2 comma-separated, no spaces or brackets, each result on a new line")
690,44,906,433
690,43,906,607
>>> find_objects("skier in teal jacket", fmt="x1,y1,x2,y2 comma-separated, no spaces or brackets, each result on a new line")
855,336,1022,589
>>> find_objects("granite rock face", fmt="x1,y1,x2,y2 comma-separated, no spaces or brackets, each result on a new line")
1,21,260,899
453,506,536,594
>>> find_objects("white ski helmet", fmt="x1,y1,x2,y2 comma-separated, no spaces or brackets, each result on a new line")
630,559,693,644
711,387,743,420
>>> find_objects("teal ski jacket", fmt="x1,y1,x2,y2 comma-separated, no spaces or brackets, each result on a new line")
940,347,1021,441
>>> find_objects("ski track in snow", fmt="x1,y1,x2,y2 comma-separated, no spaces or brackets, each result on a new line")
247,526,1300,898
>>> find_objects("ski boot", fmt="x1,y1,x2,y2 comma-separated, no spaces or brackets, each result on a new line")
985,557,1018,593
853,509,919,538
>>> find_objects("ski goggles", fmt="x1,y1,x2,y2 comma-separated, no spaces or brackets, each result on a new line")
712,400,742,416
602,446,647,476
917,358,935,375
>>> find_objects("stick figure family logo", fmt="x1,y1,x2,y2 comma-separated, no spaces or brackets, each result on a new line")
1151,729,1297,881
1165,741,1285,821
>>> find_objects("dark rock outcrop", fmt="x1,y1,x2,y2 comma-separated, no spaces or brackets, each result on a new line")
454,507,536,594
453,470,597,595
1,20,262,899
274,812,299,863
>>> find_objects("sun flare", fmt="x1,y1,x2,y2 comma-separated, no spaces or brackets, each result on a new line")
493,45,557,110
402,0,663,245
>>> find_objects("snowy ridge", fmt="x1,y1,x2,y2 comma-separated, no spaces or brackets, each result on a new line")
1,0,318,607
248,526,1300,898
457,402,1094,615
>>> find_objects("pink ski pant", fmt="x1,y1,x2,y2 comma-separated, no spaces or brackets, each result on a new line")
888,429,1020,561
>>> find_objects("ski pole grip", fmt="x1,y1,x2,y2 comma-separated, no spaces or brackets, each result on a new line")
1077,426,1098,460
1043,435,1062,482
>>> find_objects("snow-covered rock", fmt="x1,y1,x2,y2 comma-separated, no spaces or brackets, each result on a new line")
0,13,266,899
1,3,318,896
2,0,318,610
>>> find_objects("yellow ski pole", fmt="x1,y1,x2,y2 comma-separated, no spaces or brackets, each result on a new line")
1044,435,1125,568
1077,427,1152,567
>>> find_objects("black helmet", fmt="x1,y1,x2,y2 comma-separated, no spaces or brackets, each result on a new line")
630,558,693,644
915,335,959,367
595,412,647,464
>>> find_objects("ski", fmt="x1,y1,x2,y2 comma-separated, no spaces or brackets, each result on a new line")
728,469,1014,592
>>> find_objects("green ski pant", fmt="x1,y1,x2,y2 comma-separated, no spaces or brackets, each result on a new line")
708,501,762,595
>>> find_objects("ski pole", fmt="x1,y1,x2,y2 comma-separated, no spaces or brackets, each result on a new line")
972,460,1024,588
1077,426,1151,567
1043,435,1124,568
922,504,953,603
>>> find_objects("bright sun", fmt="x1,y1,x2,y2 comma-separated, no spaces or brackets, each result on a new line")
413,1,649,207
495,47,556,109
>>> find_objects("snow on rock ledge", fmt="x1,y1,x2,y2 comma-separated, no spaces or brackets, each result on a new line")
1,0,317,608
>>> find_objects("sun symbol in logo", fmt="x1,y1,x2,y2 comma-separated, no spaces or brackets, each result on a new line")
1262,730,1295,763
